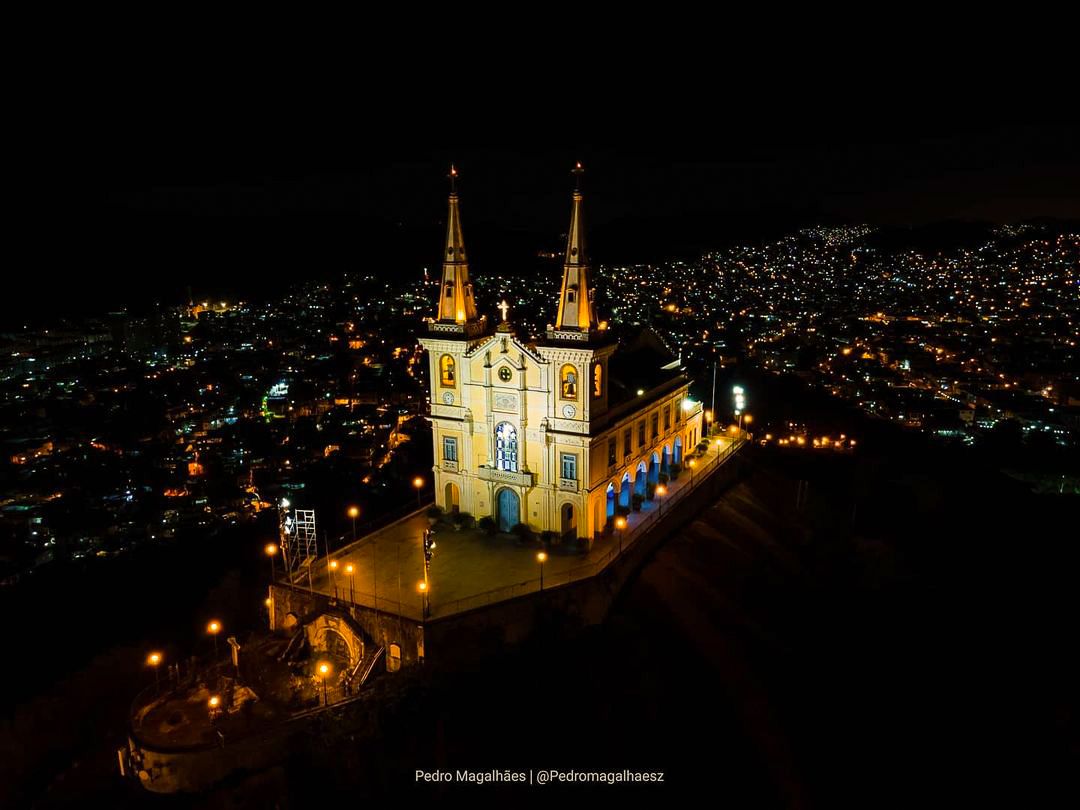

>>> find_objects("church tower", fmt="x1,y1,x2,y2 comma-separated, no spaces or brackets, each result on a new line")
554,163,598,333
435,166,481,331
419,168,493,519
538,163,615,422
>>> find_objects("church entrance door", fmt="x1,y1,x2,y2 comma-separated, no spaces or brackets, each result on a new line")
496,488,520,533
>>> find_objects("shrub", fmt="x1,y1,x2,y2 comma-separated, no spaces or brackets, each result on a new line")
541,530,559,546
631,493,644,511
425,505,444,520
658,472,669,485
615,504,631,517
453,512,475,530
511,523,535,544
478,516,497,535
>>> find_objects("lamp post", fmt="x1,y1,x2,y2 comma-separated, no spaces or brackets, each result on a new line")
264,543,278,582
328,559,339,599
655,484,666,517
705,409,714,436
317,661,331,706
413,477,424,509
715,438,723,462
344,563,355,603
347,506,359,543
688,458,697,488
615,515,627,554
537,551,547,591
418,581,428,620
207,620,221,662
733,386,746,436
147,651,163,693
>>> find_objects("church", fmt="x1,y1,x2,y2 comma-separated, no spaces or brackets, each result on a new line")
418,167,704,540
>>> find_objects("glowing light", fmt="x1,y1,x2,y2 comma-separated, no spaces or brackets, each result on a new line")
280,498,290,509
317,662,331,677
208,695,221,708
347,506,359,519
344,563,354,575
329,560,339,571
147,652,162,666
418,581,427,592
207,620,221,635
413,477,424,489
614,517,627,530
264,543,278,556
537,552,547,563
636,389,645,396
655,485,667,496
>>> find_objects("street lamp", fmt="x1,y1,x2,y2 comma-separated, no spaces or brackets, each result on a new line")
537,551,547,591
328,559,339,598
316,661,332,706
715,438,723,461
418,580,428,620
208,695,222,717
413,477,424,508
207,620,221,661
264,543,278,582
615,515,627,553
705,409,713,435
688,458,697,488
147,651,163,693
655,484,667,517
344,563,355,602
347,505,359,542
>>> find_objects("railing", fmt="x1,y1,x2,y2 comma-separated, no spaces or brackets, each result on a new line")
430,435,744,618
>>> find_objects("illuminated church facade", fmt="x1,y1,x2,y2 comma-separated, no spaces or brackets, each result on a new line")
419,168,703,540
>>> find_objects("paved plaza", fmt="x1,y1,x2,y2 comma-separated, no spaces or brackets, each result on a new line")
288,436,742,620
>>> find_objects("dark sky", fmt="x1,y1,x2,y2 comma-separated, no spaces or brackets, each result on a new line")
15,101,1080,321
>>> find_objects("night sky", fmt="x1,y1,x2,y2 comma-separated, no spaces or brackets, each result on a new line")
17,111,1080,321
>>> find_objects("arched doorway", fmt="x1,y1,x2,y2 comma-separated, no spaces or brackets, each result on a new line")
605,482,616,522
324,628,351,665
648,452,660,487
618,473,631,509
634,463,648,498
661,445,670,474
496,488,520,532
560,502,577,539
444,482,460,513
674,436,683,465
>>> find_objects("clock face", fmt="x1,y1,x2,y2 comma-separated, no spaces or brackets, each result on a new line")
442,392,455,405
562,404,576,419
497,366,513,383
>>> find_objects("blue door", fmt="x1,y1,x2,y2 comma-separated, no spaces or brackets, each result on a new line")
497,488,520,533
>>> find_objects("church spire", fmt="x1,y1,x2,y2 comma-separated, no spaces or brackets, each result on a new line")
436,165,479,326
554,162,598,333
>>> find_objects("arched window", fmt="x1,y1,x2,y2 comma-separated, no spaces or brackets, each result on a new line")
495,422,518,472
592,362,603,398
439,355,456,387
444,283,454,299
561,364,578,400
